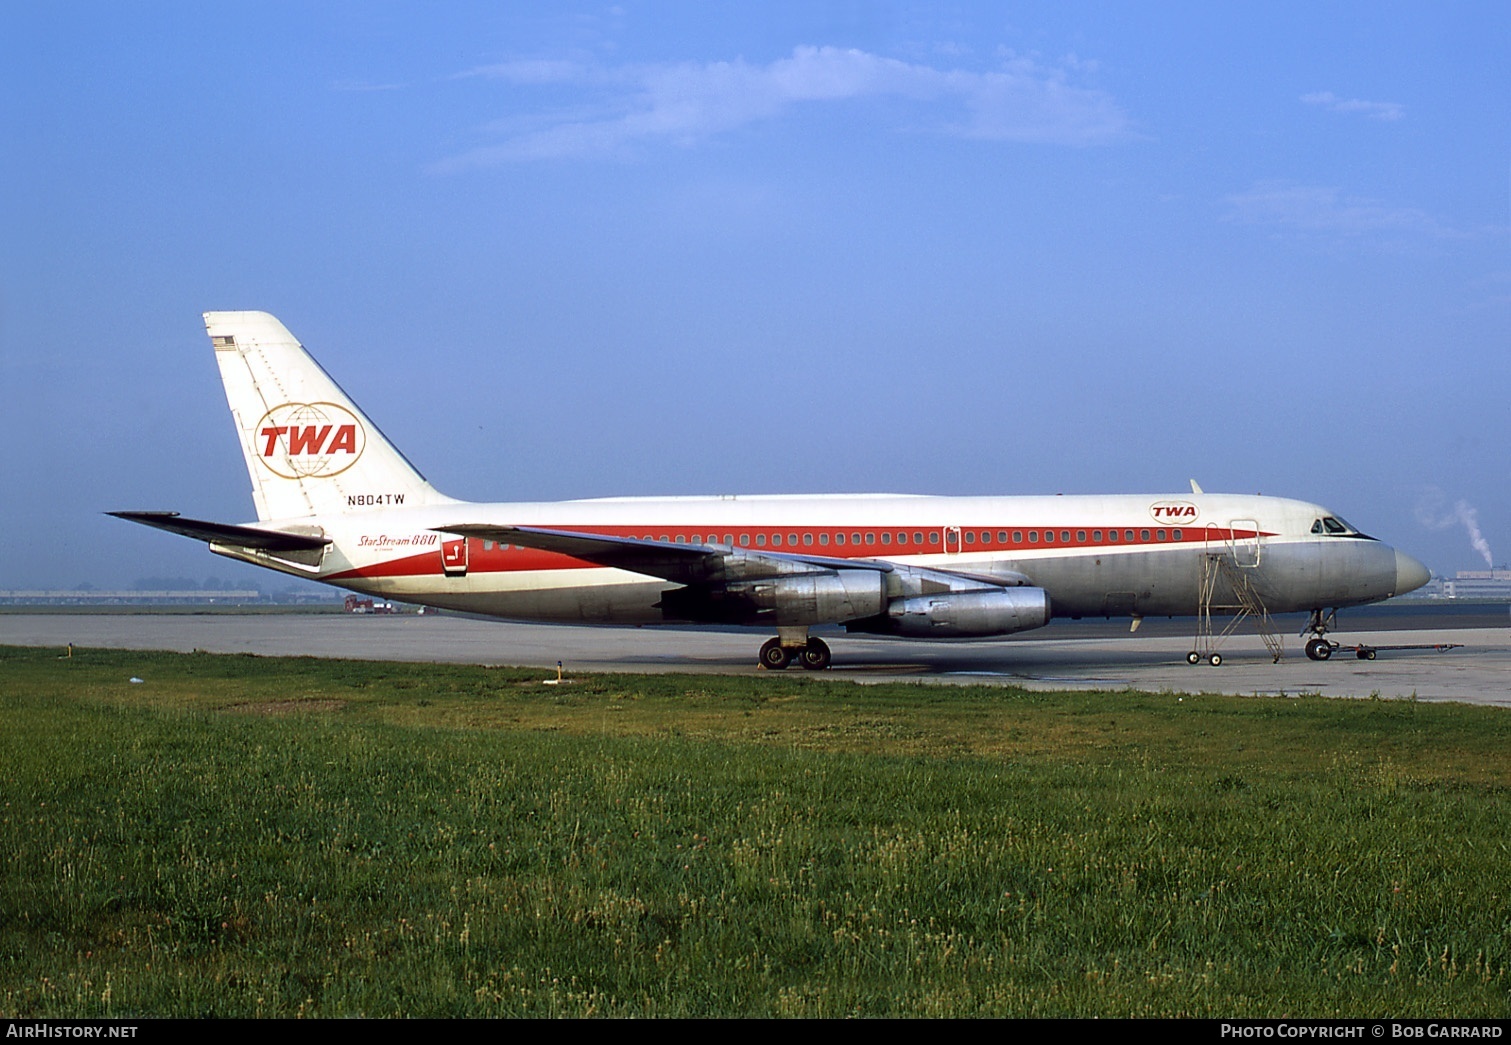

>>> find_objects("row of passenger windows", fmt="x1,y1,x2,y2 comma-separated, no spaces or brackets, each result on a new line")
482,529,1186,552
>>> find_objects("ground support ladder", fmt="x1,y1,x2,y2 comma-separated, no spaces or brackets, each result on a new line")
1192,553,1283,665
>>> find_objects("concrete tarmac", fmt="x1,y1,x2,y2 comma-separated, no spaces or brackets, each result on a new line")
4,612,1508,706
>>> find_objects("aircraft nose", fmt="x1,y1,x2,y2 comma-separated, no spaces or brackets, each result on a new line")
1394,549,1431,595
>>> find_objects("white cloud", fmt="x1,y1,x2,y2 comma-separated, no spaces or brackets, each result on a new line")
331,80,406,93
1224,181,1461,239
435,45,1132,168
1301,91,1404,121
460,59,596,85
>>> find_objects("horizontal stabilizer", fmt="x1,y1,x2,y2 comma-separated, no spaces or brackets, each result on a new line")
108,511,331,552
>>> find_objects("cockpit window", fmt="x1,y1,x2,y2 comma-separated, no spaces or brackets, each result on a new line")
1311,516,1354,535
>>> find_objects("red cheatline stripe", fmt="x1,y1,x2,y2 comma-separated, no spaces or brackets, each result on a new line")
327,525,1273,580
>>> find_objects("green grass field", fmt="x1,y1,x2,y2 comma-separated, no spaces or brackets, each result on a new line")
1,645,1507,1017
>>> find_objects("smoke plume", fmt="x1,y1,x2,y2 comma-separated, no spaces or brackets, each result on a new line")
1415,489,1494,567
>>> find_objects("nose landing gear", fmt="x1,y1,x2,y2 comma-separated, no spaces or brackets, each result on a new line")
1303,609,1337,661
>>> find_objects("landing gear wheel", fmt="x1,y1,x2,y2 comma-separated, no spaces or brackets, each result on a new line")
800,638,832,671
1208,653,1223,667
1305,638,1332,661
1356,648,1376,661
1186,651,1201,665
759,638,792,670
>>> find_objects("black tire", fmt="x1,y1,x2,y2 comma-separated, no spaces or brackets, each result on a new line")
1305,638,1330,661
759,638,791,670
800,638,832,671
1187,651,1201,665
1208,653,1223,667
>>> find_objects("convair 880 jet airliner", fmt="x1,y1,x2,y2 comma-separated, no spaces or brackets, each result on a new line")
113,312,1431,669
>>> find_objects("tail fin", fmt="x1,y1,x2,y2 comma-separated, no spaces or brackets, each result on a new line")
206,311,453,521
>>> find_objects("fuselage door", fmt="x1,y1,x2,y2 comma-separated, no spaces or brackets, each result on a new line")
944,526,962,554
1229,519,1261,567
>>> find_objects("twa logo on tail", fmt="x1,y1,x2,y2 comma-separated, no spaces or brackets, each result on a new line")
254,402,366,479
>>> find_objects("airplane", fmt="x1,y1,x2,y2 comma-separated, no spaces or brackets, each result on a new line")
112,311,1432,669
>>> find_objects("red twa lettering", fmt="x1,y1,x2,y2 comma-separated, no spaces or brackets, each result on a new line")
260,426,288,456
286,425,332,455
259,423,358,457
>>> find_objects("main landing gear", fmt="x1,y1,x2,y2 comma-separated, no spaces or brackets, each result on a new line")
759,634,831,671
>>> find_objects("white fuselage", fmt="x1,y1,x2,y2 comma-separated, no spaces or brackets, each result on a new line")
216,491,1418,625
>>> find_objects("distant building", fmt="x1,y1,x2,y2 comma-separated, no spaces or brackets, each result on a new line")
0,589,263,605
1441,569,1511,600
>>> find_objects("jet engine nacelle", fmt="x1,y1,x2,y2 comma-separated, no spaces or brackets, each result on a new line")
853,587,1051,638
661,569,888,626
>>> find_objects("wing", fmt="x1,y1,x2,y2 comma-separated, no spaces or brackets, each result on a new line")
435,523,1033,589
435,523,891,585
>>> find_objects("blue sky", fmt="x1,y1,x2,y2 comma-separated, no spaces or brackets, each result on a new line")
1,2,1507,589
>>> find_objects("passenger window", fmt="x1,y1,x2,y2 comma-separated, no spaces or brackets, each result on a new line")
772,534,782,546
1044,531,1054,543
1124,530,1134,541
1012,531,1022,543
1173,529,1184,541
789,533,799,545
964,531,975,543
1140,529,1150,542
739,534,749,546
914,532,924,544
881,532,891,545
676,535,686,544
852,532,862,544
756,534,766,547
1076,530,1086,542
1061,530,1070,543
819,533,829,546
998,530,1008,543
865,532,875,545
1108,530,1118,542
835,533,846,545
929,532,940,544
1028,531,1038,543
803,533,813,546
1093,530,1102,541
1156,529,1166,541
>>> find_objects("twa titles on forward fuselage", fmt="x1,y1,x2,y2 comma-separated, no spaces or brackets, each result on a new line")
112,312,1430,670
